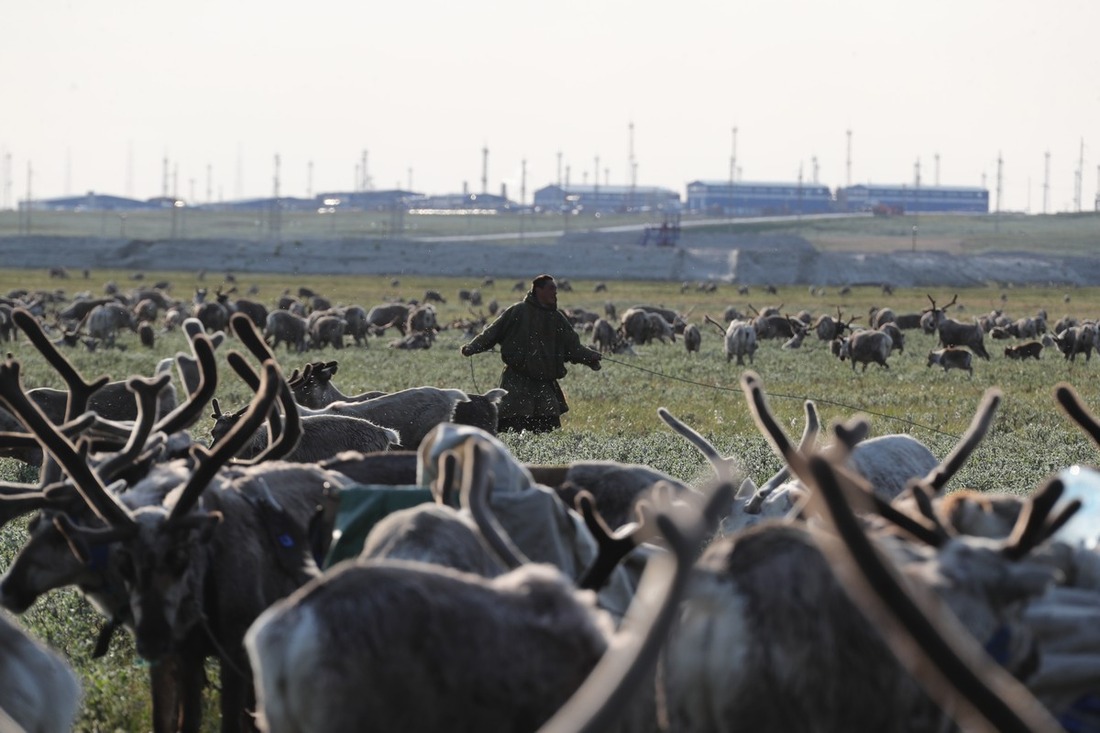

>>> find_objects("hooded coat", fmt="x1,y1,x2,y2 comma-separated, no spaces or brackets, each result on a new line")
463,290,601,424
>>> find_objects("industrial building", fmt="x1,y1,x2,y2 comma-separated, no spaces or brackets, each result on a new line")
685,180,834,216
836,184,989,214
532,184,681,213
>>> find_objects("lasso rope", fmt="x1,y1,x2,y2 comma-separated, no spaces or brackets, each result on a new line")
468,355,481,394
597,354,960,440
464,349,959,439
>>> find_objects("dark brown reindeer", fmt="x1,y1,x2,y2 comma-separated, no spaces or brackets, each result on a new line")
54,362,327,733
5,379,313,733
814,306,858,342
0,336,218,733
0,337,340,733
926,294,992,360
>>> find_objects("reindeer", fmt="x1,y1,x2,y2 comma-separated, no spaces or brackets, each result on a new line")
0,311,242,733
781,317,810,349
814,306,858,342
287,361,384,408
659,372,1076,733
835,329,893,372
748,304,796,341
2,357,348,733
682,323,702,354
0,610,81,733
925,294,991,360
927,347,974,377
1051,322,1098,362
244,437,731,733
232,315,468,449
705,314,757,366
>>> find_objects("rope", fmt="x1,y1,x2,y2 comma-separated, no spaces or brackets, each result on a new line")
468,355,481,394
462,349,960,440
598,354,960,440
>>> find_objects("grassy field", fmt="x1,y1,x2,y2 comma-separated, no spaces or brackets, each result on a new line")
3,268,1100,730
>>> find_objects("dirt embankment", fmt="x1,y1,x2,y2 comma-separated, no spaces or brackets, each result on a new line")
2,232,1098,286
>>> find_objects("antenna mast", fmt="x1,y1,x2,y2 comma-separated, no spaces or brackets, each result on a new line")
628,121,636,211
1043,151,1050,214
481,145,488,195
21,162,32,235
730,126,738,215
126,141,134,198
845,129,852,187
729,126,737,186
1075,138,1084,212
1,151,10,210
271,153,281,242
594,154,600,209
235,144,243,200
995,153,1003,213
520,158,527,241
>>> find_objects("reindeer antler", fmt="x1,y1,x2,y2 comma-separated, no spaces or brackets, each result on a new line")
921,389,1002,494
152,332,218,436
95,373,172,482
575,490,658,591
703,314,728,336
0,359,134,528
1053,382,1100,449
217,350,302,465
1001,477,1081,561
167,360,282,524
802,453,1063,733
11,308,110,423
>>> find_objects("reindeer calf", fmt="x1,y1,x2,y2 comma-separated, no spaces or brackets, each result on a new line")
1004,341,1043,360
927,347,973,377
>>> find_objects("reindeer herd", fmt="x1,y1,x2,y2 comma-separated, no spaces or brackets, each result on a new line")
573,290,1100,380
6,276,1100,731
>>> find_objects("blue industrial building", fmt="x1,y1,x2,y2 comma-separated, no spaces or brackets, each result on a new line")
685,180,834,216
836,184,989,214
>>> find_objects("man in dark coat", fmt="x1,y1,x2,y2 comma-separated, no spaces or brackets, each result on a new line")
460,274,602,432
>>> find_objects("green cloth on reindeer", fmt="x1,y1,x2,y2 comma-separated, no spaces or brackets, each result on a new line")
323,485,432,568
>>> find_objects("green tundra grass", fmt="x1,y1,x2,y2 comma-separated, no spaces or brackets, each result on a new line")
3,267,1100,731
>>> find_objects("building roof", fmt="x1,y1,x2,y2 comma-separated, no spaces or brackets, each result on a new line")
688,180,831,191
36,192,162,210
536,184,679,196
843,183,987,193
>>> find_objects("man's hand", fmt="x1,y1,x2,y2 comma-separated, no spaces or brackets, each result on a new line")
588,354,602,371
460,344,473,357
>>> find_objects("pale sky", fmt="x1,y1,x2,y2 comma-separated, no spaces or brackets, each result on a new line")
3,0,1098,213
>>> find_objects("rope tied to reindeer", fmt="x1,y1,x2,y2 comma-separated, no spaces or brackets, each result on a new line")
464,347,959,439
